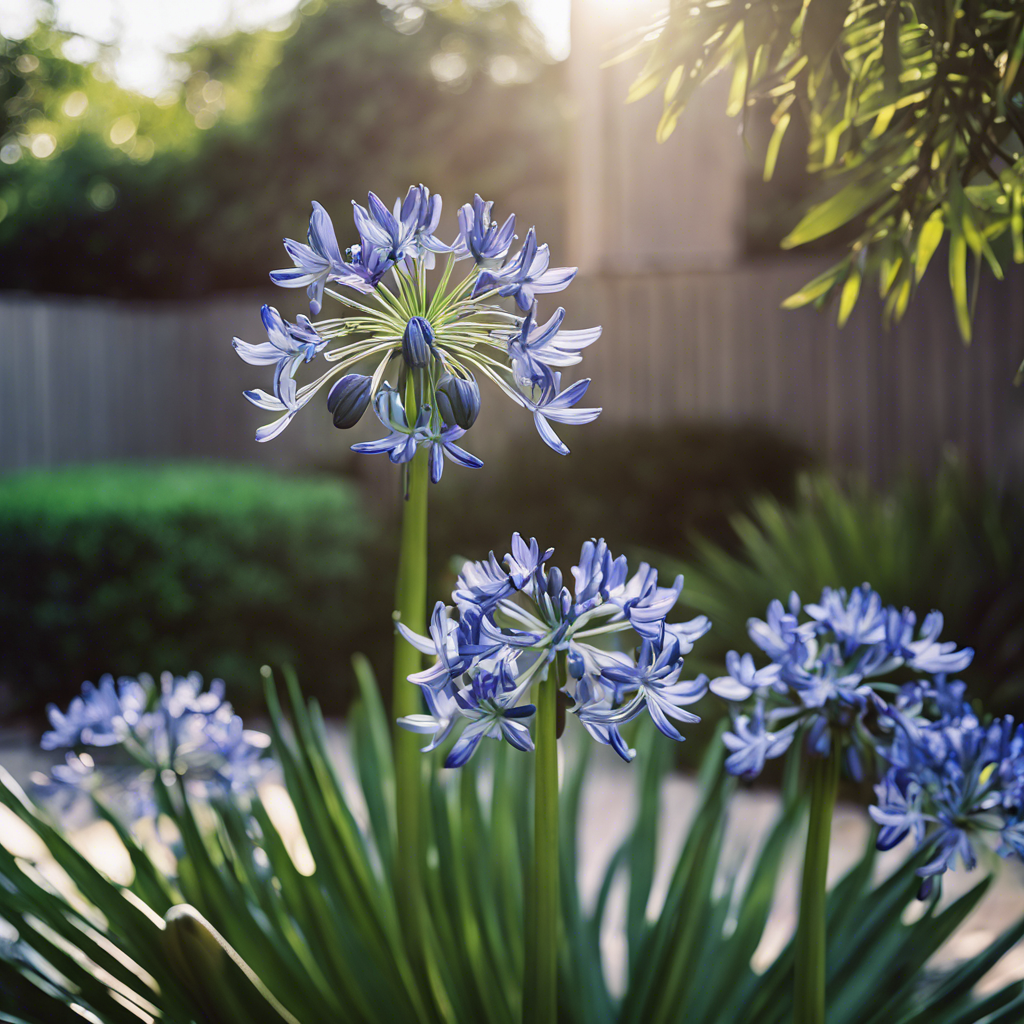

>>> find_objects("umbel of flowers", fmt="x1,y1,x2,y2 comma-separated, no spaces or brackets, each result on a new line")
712,585,974,781
872,676,1024,898
39,672,271,819
397,534,713,766
714,584,975,1024
231,187,602,478
397,532,717,1023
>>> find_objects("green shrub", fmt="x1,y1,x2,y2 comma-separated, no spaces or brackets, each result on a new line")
0,462,379,717
664,462,1024,715
427,421,816,583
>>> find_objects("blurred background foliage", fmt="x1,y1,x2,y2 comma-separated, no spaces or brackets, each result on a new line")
0,425,813,721
0,0,566,297
5,436,1023,734
629,0,1024,364
666,460,1024,720
0,462,379,717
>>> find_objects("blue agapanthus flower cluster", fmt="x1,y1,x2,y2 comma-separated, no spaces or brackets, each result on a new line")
232,187,601,481
869,677,1024,897
712,584,974,781
397,534,715,766
39,672,271,819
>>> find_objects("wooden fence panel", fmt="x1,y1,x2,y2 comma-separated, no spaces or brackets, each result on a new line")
1,262,1022,483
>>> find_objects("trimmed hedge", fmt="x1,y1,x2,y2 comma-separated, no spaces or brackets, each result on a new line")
0,462,378,717
0,426,815,723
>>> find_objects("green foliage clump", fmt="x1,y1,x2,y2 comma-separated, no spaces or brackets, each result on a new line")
2,671,1023,1024
664,463,1024,714
0,462,378,716
629,0,1024,371
0,0,565,298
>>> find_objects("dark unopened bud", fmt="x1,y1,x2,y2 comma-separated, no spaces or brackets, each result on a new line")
567,647,585,680
402,316,434,368
547,566,563,599
436,372,481,430
327,373,372,429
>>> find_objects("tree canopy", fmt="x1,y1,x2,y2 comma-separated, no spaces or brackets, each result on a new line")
629,0,1024,379
0,0,565,298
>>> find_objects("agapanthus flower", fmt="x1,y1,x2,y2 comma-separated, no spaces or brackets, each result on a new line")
723,703,800,779
402,184,450,269
510,367,601,456
38,672,271,821
351,384,483,484
435,372,481,430
505,305,602,387
396,533,721,766
270,201,370,313
453,193,517,266
233,305,329,409
235,188,600,476
714,584,974,781
871,708,1024,897
473,228,577,312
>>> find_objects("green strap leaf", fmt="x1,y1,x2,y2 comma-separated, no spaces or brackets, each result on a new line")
782,176,896,249
948,225,973,342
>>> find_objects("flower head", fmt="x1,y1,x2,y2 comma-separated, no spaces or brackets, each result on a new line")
235,188,600,475
397,534,725,765
871,711,1024,897
39,672,271,821
712,584,973,781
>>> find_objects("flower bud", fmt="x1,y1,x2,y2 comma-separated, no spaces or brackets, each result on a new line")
436,372,481,430
402,316,434,368
567,647,585,680
547,567,563,599
327,373,372,429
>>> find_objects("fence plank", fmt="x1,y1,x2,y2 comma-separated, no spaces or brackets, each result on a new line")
1,262,1022,484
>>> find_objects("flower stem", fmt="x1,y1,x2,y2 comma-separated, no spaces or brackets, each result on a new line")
522,653,561,1024
392,448,429,926
793,747,840,1024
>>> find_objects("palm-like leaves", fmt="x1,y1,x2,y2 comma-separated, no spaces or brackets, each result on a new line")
627,0,1024,366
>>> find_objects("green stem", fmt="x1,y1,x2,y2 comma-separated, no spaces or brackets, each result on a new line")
793,747,840,1024
392,449,429,923
522,653,561,1024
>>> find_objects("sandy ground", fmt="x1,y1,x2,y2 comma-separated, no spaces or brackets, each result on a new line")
2,726,1023,999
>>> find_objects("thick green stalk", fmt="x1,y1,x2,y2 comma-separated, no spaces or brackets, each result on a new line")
393,449,429,922
522,653,561,1024
793,748,840,1024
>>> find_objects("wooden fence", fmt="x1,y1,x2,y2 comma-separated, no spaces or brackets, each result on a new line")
2,259,1023,483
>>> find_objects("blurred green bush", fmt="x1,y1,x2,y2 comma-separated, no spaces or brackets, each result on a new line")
0,0,565,299
0,462,380,718
665,462,1024,716
428,421,816,586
